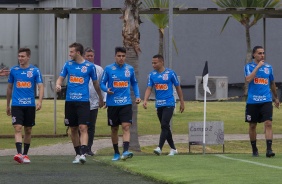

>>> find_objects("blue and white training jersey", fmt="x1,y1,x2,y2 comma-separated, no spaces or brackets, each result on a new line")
100,63,140,106
244,61,274,104
8,64,43,106
60,60,97,102
147,68,179,108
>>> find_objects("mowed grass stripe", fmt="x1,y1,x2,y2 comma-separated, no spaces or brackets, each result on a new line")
216,154,282,170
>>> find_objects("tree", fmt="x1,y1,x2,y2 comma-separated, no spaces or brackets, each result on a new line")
122,0,142,151
142,0,182,56
213,0,280,96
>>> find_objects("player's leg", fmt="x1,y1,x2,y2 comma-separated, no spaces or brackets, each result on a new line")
108,106,121,161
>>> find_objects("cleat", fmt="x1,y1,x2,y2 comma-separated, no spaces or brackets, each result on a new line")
121,151,133,160
252,149,259,157
266,150,275,158
72,155,80,164
14,154,23,164
153,147,162,156
168,149,178,156
23,155,31,164
79,155,86,164
86,150,94,156
112,153,120,161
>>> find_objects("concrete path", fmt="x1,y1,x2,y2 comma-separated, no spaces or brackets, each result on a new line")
1,134,282,156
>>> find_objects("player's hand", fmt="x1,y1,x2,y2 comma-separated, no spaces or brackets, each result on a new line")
107,88,114,95
179,101,185,113
6,106,11,116
56,84,61,92
274,98,280,109
257,60,265,68
36,102,42,111
135,98,141,104
103,102,107,109
143,101,147,109
98,99,104,108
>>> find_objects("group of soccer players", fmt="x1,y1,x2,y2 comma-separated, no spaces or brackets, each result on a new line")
5,42,185,164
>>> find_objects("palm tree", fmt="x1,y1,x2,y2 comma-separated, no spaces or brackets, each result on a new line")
142,0,182,56
213,0,280,96
122,0,142,151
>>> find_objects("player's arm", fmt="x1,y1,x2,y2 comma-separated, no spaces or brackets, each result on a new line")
56,76,64,92
36,83,44,111
245,61,264,83
93,80,104,108
143,86,152,109
175,85,185,113
270,81,280,109
6,83,13,116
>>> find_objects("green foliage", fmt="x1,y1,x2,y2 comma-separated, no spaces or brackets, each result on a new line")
213,0,280,32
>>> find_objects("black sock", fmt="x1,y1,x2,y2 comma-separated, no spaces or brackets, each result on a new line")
74,146,81,155
250,140,257,152
23,143,30,155
123,142,129,153
266,139,272,151
80,145,88,155
113,144,120,154
15,142,22,154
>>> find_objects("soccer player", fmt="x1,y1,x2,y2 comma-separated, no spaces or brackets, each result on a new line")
245,46,280,157
83,47,106,156
143,54,184,156
6,48,44,164
100,46,141,161
56,43,103,164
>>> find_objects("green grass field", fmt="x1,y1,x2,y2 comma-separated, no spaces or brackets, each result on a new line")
95,153,282,184
1,99,282,136
1,100,282,184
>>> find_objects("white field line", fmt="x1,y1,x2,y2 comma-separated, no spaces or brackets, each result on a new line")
215,154,282,170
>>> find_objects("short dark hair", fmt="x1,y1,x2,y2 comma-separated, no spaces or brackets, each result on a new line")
69,42,84,55
84,47,95,54
115,47,126,55
153,54,164,61
252,46,263,59
18,48,31,56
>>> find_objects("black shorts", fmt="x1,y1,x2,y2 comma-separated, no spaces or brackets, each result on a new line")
245,102,273,123
64,101,90,127
107,105,132,127
11,106,36,127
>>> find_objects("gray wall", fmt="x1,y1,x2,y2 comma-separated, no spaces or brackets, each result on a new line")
100,0,282,100
1,0,282,99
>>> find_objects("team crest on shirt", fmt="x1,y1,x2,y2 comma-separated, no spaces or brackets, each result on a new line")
112,66,116,70
264,68,269,74
68,62,72,65
162,74,168,80
86,63,90,66
27,71,33,78
125,69,130,77
81,66,87,73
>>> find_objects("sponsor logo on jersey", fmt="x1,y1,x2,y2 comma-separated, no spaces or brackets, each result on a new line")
114,97,128,104
155,84,168,90
69,76,84,84
254,77,268,85
16,81,32,88
264,68,269,74
69,92,83,100
27,71,33,78
18,98,32,104
162,74,168,80
125,69,130,77
113,81,128,88
81,66,87,73
252,95,267,101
